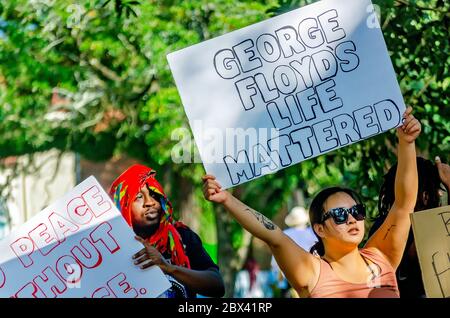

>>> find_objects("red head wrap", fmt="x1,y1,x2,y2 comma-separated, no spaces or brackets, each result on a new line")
109,164,190,268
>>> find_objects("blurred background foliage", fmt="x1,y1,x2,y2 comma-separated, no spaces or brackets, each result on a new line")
0,0,448,296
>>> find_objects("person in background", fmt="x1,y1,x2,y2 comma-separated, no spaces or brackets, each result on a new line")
234,244,269,298
369,155,450,297
270,206,316,297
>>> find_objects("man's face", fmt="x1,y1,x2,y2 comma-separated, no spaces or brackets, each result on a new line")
131,185,163,228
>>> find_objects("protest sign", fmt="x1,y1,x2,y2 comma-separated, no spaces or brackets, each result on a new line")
411,206,450,298
0,176,171,298
168,0,405,189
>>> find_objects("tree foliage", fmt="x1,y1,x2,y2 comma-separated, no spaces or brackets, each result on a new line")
0,0,448,296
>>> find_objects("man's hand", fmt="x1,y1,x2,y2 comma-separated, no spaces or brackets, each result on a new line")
202,175,230,204
397,106,421,144
133,236,173,274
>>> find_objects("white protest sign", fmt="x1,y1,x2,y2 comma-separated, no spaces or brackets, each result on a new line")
0,176,171,298
411,206,450,298
168,0,405,189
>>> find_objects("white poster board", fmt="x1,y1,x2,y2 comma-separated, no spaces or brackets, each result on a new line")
168,0,405,189
411,206,450,298
0,176,170,298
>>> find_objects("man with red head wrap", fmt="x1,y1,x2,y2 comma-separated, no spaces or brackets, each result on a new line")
110,164,224,298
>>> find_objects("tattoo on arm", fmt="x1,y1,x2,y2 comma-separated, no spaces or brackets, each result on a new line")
245,208,276,230
383,225,396,240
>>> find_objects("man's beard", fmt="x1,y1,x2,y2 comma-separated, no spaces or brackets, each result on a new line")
133,222,160,239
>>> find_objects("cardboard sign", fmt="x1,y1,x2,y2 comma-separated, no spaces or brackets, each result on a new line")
0,176,171,298
411,206,450,298
167,0,405,189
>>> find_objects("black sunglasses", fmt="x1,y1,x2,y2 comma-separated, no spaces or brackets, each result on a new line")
321,204,366,225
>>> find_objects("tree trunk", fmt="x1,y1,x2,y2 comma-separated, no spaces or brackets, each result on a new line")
214,201,252,298
178,177,201,233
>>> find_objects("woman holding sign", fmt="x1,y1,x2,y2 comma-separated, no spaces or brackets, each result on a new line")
203,107,421,298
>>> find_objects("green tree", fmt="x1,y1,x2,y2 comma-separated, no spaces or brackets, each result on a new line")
0,0,448,297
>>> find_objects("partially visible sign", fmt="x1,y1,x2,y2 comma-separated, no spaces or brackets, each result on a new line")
0,176,170,298
411,206,450,298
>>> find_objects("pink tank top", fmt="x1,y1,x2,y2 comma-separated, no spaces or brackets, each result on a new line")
309,248,399,298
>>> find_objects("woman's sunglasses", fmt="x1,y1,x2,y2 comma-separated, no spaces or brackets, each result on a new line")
321,204,366,225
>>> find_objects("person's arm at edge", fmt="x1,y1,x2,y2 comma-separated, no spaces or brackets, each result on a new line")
435,156,450,202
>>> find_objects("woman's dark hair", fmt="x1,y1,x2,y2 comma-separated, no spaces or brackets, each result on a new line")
309,187,362,256
378,157,442,217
